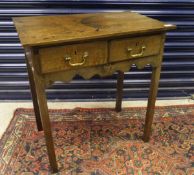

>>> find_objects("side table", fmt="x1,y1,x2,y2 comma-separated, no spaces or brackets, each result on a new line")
13,12,175,173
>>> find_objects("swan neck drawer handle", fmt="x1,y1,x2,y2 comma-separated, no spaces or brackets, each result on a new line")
127,46,146,58
64,52,88,66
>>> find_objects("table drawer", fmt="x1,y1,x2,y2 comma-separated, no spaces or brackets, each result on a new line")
109,35,162,62
39,41,108,74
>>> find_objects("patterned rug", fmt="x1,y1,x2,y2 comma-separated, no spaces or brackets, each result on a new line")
0,105,193,175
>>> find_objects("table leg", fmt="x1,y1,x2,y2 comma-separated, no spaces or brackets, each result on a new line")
33,76,58,173
115,71,124,112
143,66,161,142
26,60,43,131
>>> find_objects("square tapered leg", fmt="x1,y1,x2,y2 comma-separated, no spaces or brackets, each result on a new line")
26,59,43,131
115,71,124,112
143,66,161,142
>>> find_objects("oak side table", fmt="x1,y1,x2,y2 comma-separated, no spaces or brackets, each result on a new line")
13,12,175,173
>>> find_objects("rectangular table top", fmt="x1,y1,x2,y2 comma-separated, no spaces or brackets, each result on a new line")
13,11,175,47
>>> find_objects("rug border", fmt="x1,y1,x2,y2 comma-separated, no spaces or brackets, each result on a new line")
10,103,194,113
1,104,194,143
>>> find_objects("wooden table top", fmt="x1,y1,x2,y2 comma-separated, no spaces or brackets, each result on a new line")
13,12,175,47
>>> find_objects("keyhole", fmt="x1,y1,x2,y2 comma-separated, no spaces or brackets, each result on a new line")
74,51,77,55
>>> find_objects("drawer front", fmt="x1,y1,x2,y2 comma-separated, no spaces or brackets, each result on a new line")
109,35,162,62
39,41,108,74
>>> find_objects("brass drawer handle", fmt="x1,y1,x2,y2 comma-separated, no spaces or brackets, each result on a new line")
127,46,146,58
64,52,88,66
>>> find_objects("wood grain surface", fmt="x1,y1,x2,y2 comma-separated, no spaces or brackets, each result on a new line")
13,12,175,47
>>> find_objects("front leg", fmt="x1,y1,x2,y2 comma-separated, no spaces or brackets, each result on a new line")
143,66,161,142
33,74,58,173
25,48,58,173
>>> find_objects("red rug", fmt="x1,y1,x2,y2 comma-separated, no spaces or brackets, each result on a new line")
0,105,193,175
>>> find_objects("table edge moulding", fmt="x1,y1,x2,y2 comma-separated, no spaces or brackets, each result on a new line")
13,11,176,173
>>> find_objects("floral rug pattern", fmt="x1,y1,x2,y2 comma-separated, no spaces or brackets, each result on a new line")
0,106,194,175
